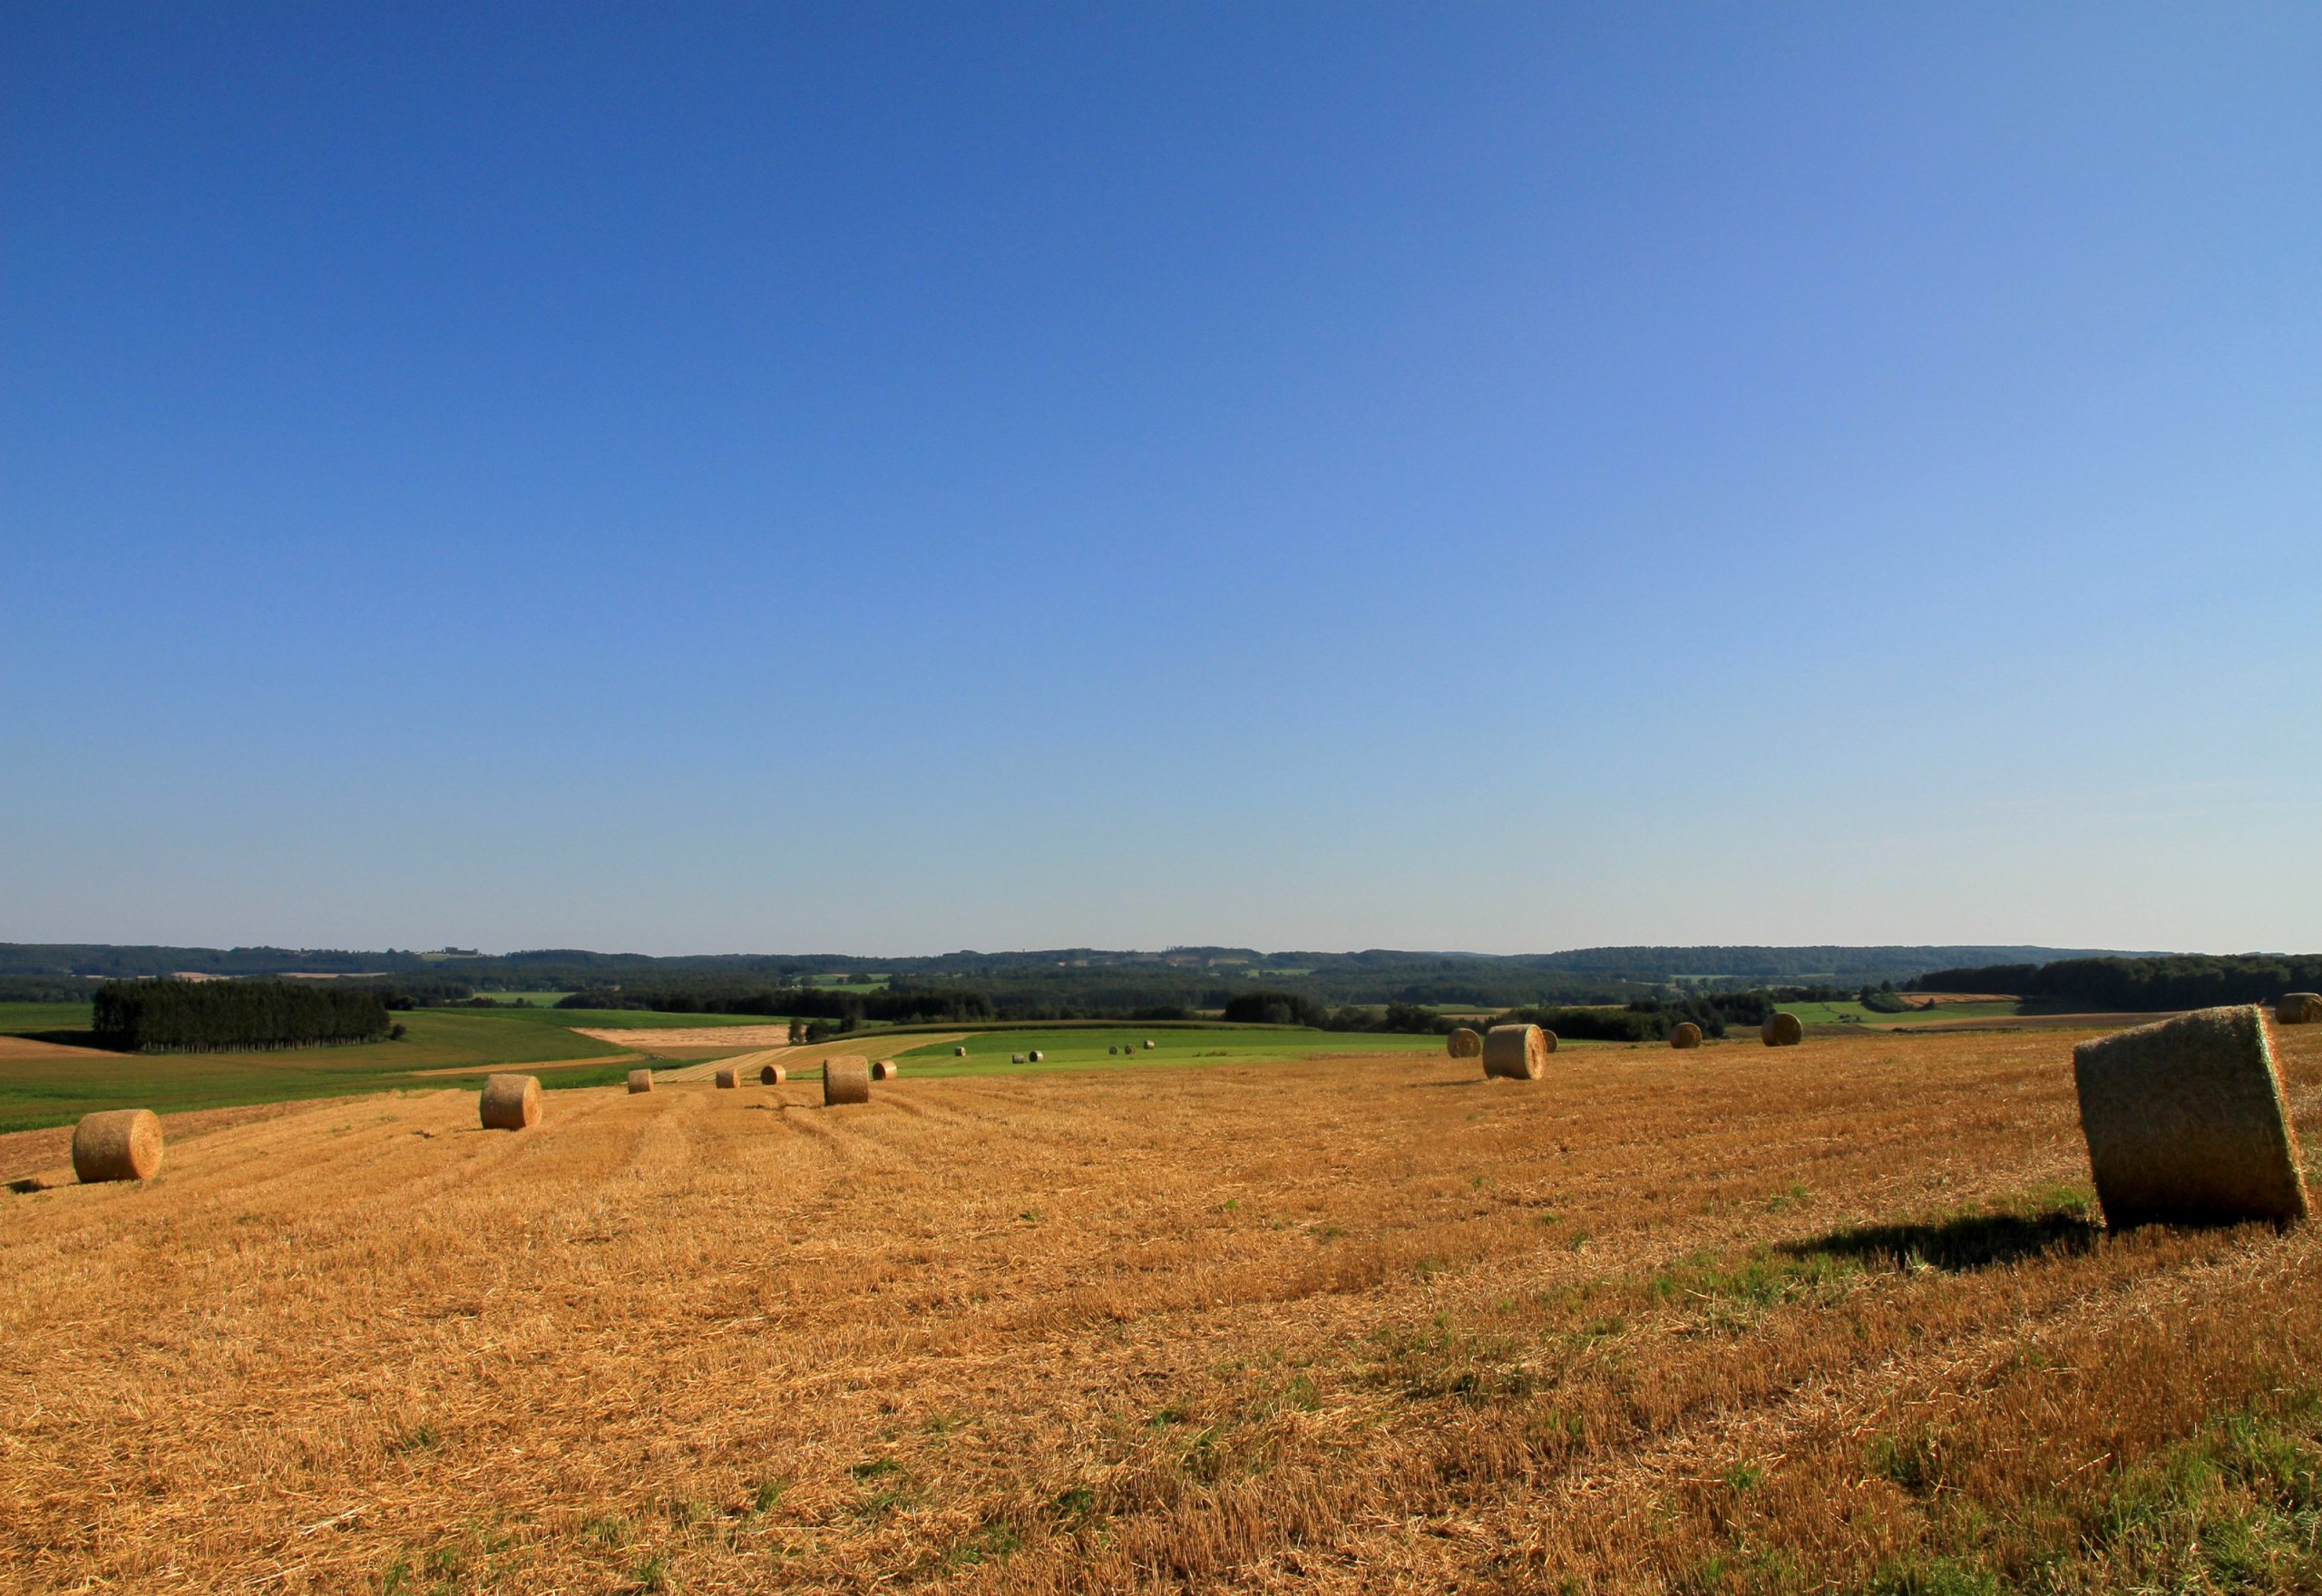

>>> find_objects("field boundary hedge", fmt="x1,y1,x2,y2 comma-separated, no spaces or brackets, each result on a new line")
92,980,395,1053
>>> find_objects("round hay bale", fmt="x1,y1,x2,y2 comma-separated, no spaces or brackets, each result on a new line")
1029,1049,1044,1062
824,1056,872,1106
1107,1045,1118,1055
871,1060,897,1081
759,1063,785,1085
1481,1023,1552,1080
954,1046,968,1057
1670,1021,1703,1050
2073,1005,2308,1227
1447,1027,1482,1059
2279,993,2322,1025
1011,1052,1026,1065
72,1108,162,1183
626,1069,654,1094
1143,1039,1156,1049
479,1074,542,1131
714,1067,741,1089
1761,1012,1804,1047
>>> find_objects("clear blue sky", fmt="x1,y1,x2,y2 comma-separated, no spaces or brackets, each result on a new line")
4,5,2316,957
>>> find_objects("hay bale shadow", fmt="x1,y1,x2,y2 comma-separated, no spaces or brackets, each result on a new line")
1781,1208,2099,1273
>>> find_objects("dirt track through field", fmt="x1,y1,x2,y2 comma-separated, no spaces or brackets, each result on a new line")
5,1026,2321,1593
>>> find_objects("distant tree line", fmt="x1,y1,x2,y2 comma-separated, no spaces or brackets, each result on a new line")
1910,955,2322,1012
1494,993,1766,1043
557,984,998,1024
0,975,100,1003
92,980,396,1052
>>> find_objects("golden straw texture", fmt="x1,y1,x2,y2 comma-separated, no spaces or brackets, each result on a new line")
2073,1005,2309,1228
824,1056,872,1106
478,1075,541,1131
71,1109,163,1183
1481,1024,1552,1081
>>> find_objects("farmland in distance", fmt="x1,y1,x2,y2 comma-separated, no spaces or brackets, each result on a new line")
7,1022,2322,1592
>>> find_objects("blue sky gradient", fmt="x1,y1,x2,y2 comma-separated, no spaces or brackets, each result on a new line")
4,5,2317,955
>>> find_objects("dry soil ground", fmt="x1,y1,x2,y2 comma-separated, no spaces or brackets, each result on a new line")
6,1025,2322,1594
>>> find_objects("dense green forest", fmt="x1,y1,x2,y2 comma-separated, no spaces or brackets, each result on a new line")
1910,955,2322,1012
91,980,395,1052
0,940,2135,1020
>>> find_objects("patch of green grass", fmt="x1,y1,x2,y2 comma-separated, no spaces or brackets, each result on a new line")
0,1006,673,1134
0,1001,93,1035
944,1516,1023,1567
1775,999,2023,1028
893,1027,1443,1078
1647,1245,1864,1313
1850,1387,2322,1594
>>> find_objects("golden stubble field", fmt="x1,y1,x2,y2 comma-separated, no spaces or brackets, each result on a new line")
5,1024,2322,1594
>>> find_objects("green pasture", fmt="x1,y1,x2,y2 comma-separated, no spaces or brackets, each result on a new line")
884,1026,1444,1078
473,990,574,1007
0,1005,744,1136
1782,998,2024,1027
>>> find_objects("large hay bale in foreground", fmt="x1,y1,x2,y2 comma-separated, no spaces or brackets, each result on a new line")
871,1060,897,1081
72,1109,163,1183
1761,1012,1804,1047
1481,1023,1553,1080
1670,1021,1703,1050
2279,993,2322,1025
1447,1027,1482,1059
626,1070,654,1094
759,1063,785,1085
824,1056,872,1106
479,1074,542,1131
2073,1005,2308,1229
714,1067,741,1089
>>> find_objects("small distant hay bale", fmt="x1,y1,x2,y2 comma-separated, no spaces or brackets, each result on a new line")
714,1066,741,1089
2279,993,2322,1025
1029,1049,1044,1062
1481,1023,1553,1080
954,1046,968,1056
759,1063,785,1085
1447,1027,1482,1059
479,1074,542,1131
1143,1039,1156,1049
1670,1021,1703,1049
824,1056,872,1105
72,1108,163,1183
626,1069,654,1094
2073,1005,2308,1228
1761,1012,1804,1047
1011,1052,1027,1065
872,1060,897,1080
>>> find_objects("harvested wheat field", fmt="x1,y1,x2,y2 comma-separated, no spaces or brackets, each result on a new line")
7,1026,2322,1593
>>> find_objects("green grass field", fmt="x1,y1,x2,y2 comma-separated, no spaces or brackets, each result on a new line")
1781,998,2024,1027
0,1006,660,1136
0,1005,1515,1137
472,990,574,1007
886,1026,1449,1077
